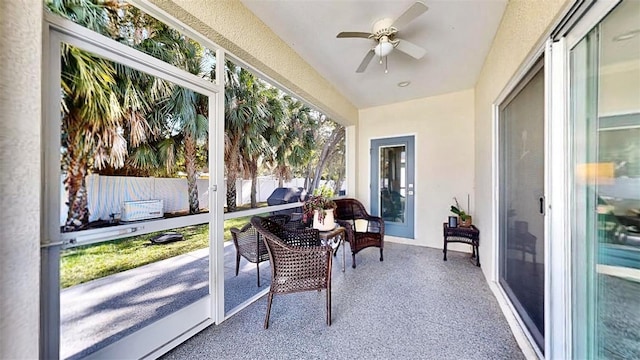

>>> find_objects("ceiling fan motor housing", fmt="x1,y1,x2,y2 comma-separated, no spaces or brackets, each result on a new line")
371,18,398,41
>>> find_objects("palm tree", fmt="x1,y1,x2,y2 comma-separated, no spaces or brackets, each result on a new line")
51,0,213,227
224,63,271,210
270,96,316,187
60,45,125,230
49,0,147,230
136,19,210,214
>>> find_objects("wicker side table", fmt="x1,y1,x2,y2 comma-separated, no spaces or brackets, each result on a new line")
443,223,480,267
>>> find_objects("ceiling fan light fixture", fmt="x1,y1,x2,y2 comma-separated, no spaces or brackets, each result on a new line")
613,29,640,42
374,41,394,57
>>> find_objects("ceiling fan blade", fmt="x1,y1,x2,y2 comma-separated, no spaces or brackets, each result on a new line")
391,1,428,29
337,32,372,39
396,39,426,59
356,50,375,73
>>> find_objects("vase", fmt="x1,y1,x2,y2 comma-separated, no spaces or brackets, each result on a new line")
313,209,335,231
459,215,472,228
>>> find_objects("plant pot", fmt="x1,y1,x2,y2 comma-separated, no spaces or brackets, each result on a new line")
459,216,472,228
313,209,335,231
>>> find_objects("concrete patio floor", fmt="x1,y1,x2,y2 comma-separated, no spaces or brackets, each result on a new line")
60,239,524,360
162,242,525,360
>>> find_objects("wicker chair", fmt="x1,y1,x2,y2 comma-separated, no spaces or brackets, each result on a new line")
334,198,384,268
250,216,333,329
230,214,290,287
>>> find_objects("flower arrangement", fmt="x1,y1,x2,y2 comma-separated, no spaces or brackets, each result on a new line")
450,196,472,226
302,186,337,224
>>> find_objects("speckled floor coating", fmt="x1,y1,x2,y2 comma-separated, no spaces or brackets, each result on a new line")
162,242,525,360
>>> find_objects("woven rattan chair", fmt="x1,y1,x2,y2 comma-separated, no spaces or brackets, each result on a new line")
250,216,333,329
334,198,384,268
230,214,290,287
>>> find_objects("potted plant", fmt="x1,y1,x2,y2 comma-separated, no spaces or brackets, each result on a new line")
303,186,337,231
450,197,472,227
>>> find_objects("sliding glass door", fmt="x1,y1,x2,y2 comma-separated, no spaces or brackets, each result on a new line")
570,1,640,358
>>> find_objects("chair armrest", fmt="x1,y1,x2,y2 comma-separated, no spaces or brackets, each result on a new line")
363,215,384,234
335,219,355,243
230,223,257,247
230,222,252,235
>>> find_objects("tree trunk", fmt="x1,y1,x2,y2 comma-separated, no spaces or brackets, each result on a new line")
226,173,237,212
312,127,344,193
249,161,258,208
184,132,200,214
304,163,313,192
278,177,283,188
64,139,90,231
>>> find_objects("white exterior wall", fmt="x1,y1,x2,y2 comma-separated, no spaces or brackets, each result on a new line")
0,1,43,358
473,0,569,281
358,89,475,251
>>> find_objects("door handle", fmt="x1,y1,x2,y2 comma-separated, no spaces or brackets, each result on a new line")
539,196,545,215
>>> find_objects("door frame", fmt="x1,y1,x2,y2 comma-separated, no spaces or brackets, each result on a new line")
561,1,623,359
41,14,223,359
370,135,415,239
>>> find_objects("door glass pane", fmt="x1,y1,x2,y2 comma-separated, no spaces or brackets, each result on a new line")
499,62,545,351
58,43,211,359
571,1,640,358
379,145,406,223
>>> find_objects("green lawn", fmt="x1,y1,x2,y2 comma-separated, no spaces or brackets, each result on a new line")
60,214,256,288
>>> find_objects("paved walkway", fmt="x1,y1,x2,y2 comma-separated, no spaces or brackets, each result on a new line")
60,241,269,360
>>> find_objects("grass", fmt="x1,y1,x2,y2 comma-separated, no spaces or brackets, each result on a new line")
60,212,260,289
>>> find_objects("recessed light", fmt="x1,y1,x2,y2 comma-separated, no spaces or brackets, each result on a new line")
397,81,411,87
613,29,640,42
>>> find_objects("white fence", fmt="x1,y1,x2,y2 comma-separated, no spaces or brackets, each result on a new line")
60,175,341,226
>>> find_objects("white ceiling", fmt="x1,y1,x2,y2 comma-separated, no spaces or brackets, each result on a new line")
241,0,508,109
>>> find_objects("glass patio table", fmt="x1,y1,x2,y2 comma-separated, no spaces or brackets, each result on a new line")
318,225,346,272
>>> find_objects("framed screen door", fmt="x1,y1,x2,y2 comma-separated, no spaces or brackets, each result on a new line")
42,16,220,360
498,59,546,353
371,136,415,238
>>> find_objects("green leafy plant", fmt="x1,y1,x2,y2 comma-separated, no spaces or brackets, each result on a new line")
450,197,471,221
303,186,337,224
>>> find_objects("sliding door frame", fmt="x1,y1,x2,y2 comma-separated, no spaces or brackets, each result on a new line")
561,1,622,359
490,1,624,358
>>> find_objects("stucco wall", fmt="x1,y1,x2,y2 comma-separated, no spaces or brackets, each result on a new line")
150,0,358,127
358,89,475,250
0,1,43,358
474,0,570,280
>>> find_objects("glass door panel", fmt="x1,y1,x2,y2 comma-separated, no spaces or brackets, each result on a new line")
571,1,640,358
498,61,545,351
380,145,407,223
371,136,415,238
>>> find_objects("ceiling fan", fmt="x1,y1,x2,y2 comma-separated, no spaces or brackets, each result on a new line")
336,1,428,73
